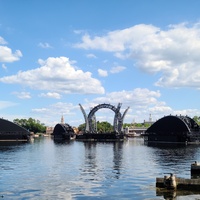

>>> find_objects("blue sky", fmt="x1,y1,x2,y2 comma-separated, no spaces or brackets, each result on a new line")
1,0,200,127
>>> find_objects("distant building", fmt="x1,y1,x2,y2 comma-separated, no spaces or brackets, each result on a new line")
143,114,155,126
124,114,155,136
46,126,54,135
61,115,64,124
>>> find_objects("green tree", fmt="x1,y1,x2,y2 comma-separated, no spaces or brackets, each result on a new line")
78,121,113,133
78,123,86,132
193,116,200,125
13,118,46,134
97,121,113,133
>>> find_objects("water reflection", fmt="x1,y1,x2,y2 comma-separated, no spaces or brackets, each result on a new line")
81,142,124,180
1,137,200,199
0,141,27,151
112,142,123,179
83,142,98,181
156,188,200,200
146,143,200,178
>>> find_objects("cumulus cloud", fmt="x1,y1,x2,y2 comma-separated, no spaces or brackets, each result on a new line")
74,22,200,89
0,46,22,62
110,66,126,73
80,88,199,123
39,92,61,99
0,56,105,94
0,36,7,44
98,69,108,77
32,102,76,114
91,88,161,106
12,91,31,99
0,36,22,62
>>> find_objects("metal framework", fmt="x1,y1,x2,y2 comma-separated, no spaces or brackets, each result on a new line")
79,103,129,134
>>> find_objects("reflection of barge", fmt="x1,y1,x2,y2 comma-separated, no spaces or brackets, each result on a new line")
145,115,200,144
0,118,30,141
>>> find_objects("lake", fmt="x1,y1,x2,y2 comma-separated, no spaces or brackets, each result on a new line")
0,137,200,199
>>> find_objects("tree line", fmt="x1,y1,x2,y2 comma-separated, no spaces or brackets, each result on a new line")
13,118,46,134
13,115,200,134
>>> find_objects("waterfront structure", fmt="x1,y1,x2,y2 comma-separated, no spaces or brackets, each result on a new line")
156,176,200,191
145,115,200,143
79,103,129,133
124,127,147,137
53,123,75,140
124,114,155,137
0,118,30,141
78,103,129,141
46,126,54,135
53,115,75,140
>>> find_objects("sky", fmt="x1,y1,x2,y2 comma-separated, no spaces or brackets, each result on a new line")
1,0,200,127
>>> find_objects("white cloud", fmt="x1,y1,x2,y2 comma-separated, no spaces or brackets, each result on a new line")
38,42,52,49
86,53,97,58
0,36,7,45
2,64,7,70
0,46,22,62
0,101,18,110
12,91,31,99
31,102,79,126
110,66,126,73
98,69,108,77
0,36,22,62
39,92,61,99
81,88,200,123
74,22,200,89
80,88,164,123
91,88,161,106
28,88,200,126
0,56,105,94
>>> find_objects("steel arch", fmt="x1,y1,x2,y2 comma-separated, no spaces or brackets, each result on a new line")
87,103,122,133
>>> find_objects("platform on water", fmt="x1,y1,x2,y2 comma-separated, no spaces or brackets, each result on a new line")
76,132,126,141
156,162,200,191
156,177,200,191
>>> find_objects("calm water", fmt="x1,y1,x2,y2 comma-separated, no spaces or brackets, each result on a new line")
1,137,200,200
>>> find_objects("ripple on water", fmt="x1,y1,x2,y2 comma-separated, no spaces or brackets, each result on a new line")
1,138,200,199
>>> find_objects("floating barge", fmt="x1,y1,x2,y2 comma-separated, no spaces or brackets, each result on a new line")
145,115,200,144
0,118,30,142
76,132,126,141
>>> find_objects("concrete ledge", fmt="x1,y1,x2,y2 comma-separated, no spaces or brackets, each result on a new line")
156,177,200,191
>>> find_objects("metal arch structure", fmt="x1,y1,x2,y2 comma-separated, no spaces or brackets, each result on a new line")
78,103,128,134
79,103,129,133
79,104,89,132
119,106,130,131
113,103,122,131
88,103,121,133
